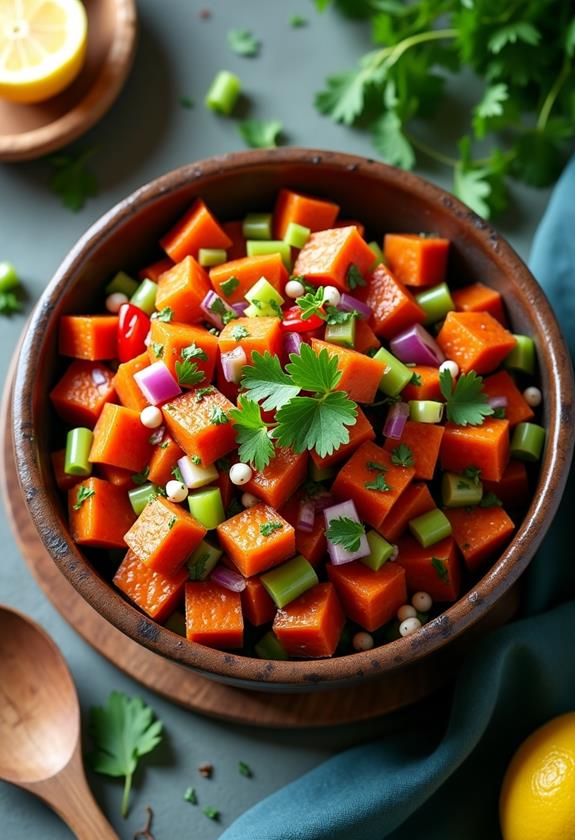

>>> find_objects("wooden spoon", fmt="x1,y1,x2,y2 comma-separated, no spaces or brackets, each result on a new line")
0,605,118,839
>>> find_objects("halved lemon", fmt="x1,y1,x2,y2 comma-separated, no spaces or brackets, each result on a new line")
0,0,87,104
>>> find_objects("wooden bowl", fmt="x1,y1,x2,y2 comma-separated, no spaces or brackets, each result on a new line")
0,0,137,162
12,149,574,691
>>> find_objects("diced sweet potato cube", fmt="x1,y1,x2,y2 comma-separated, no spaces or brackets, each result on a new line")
440,418,510,482
332,441,415,529
112,352,150,412
310,407,375,470
210,254,288,304
147,434,184,487
452,283,506,325
437,311,516,374
125,495,206,577
160,198,232,262
96,464,134,489
218,316,282,362
51,449,80,492
383,233,449,287
359,264,425,339
482,370,534,427
383,421,444,481
244,447,307,509
148,320,218,384
310,338,387,404
68,477,136,549
162,387,237,466
50,360,116,427
334,219,365,237
327,562,407,632
378,482,436,543
483,460,530,509
59,315,118,360
216,504,295,577
221,220,246,261
445,505,515,573
400,366,442,402
273,188,340,239
353,319,381,354
396,536,461,601
241,577,276,626
185,581,244,648
273,582,344,658
89,403,154,472
279,494,327,567
113,549,187,623
139,257,174,282
155,256,211,324
293,226,375,292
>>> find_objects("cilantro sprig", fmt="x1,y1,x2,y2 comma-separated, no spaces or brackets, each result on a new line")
326,517,366,553
439,369,494,427
175,359,205,387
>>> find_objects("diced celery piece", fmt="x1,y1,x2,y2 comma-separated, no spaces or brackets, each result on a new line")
128,483,158,515
130,278,157,315
164,610,186,636
361,530,395,571
510,422,545,462
246,240,292,270
243,213,273,240
245,276,285,307
441,473,483,508
186,539,223,580
373,347,413,396
261,555,318,608
188,487,225,529
244,301,282,318
368,241,383,268
409,400,444,423
205,70,241,115
409,509,452,548
325,318,356,348
0,261,20,293
309,462,337,482
504,335,536,375
254,630,289,660
415,283,454,325
284,222,310,249
180,457,218,489
198,248,227,267
64,428,93,476
105,270,138,298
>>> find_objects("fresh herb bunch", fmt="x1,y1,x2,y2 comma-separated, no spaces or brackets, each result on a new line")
314,0,575,217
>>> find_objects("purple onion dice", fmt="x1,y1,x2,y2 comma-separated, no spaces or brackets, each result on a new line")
221,347,247,384
324,499,370,565
210,565,247,592
488,395,508,409
133,361,181,406
283,330,303,358
200,290,236,329
232,301,249,316
383,401,410,440
338,293,372,320
297,500,316,533
389,323,445,367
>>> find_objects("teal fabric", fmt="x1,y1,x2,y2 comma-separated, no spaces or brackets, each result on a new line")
221,158,575,840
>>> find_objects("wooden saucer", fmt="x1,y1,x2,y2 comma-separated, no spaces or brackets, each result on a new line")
0,0,137,162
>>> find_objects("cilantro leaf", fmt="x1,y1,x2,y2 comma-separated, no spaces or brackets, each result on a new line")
463,466,482,485
184,787,198,804
391,443,414,467
410,372,422,386
315,68,370,125
439,369,494,426
432,556,449,583
181,343,208,362
73,485,95,510
325,306,356,325
227,28,260,57
296,287,325,320
346,263,366,290
290,15,307,27
326,516,365,552
488,23,541,55
231,325,250,340
175,359,205,387
151,342,164,359
372,111,415,169
220,276,240,297
154,307,173,323
89,691,163,817
238,119,283,149
285,342,341,393
132,466,150,486
210,406,229,425
453,162,492,218
241,351,300,410
472,83,508,139
229,396,275,472
238,760,253,777
274,391,357,458
260,521,283,537
48,148,98,212
364,472,392,492
480,492,503,508
0,291,23,315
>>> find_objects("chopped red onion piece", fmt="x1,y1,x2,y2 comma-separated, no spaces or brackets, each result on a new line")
297,500,316,533
200,290,236,329
488,396,508,409
312,492,337,512
383,401,410,439
339,293,372,320
324,499,370,565
283,330,303,357
221,347,247,384
133,361,181,406
210,565,247,592
389,324,445,367
148,426,165,446
232,301,249,316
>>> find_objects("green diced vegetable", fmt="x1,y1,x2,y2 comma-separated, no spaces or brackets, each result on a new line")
415,282,454,325
105,270,138,298
254,630,288,660
409,400,444,423
205,70,241,115
188,487,226,530
441,472,483,507
510,422,545,462
0,261,20,293
367,241,383,267
130,278,157,315
260,554,318,608
64,427,93,476
246,239,291,270
409,508,452,548
504,335,536,375
373,347,413,396
245,277,284,308
361,530,395,571
128,483,158,515
198,248,227,267
186,540,223,580
242,213,273,240
283,222,310,249
325,317,356,348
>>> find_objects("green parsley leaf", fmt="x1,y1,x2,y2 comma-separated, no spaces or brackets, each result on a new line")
472,83,508,139
315,68,370,125
220,276,240,297
229,396,275,472
151,342,164,359
48,148,98,212
88,691,163,818
367,461,388,472
285,342,341,393
260,521,283,537
457,479,472,490
364,472,392,492
210,406,229,425
175,359,205,387
167,516,177,530
231,325,250,340
346,263,366,290
439,369,494,426
195,386,214,402
238,119,283,149
227,27,260,57
453,162,492,218
274,391,357,458
296,286,326,320
372,111,415,169
181,343,208,362
210,296,237,324
203,806,220,821
410,372,422,386
493,406,506,419
326,516,366,552
325,306,356,325
191,455,201,465
73,485,95,510
462,466,482,485
171,465,184,483
154,307,173,323
0,291,22,315
290,15,307,27
241,350,300,410
391,444,414,467
238,761,253,777
479,492,503,508
132,467,150,486
184,787,197,804
488,22,541,55
179,96,194,109
431,557,449,583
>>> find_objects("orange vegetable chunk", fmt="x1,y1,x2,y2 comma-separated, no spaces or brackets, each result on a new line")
68,477,136,549
452,283,506,325
482,370,534,427
440,418,510,481
396,536,461,601
50,360,116,427
332,441,415,529
244,447,308,509
273,188,339,239
148,320,218,384
400,365,442,401
51,449,80,492
162,387,237,466
273,582,344,658
327,562,407,631
89,403,154,472
483,460,530,509
445,505,515,573
210,253,288,304
59,315,118,360
241,577,276,626
359,264,425,339
383,233,449,287
334,219,365,237
279,494,327,567
310,338,387,404
378,482,436,543
155,256,211,324
112,352,150,412
218,316,282,362
147,434,184,487
160,198,232,262
310,406,375,470
96,464,134,489
113,549,188,623
125,495,206,577
185,581,244,649
384,421,445,481
216,504,295,577
436,311,516,374
221,220,246,261
293,226,375,292
139,257,174,283
353,319,381,354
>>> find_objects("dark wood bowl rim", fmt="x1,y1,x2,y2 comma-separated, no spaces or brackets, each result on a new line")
12,148,575,688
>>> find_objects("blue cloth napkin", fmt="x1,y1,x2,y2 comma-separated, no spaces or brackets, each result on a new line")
221,157,575,840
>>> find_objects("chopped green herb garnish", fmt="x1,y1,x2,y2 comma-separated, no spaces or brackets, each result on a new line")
179,95,194,109
457,479,472,490
228,397,275,473
390,444,415,468
290,15,307,27
297,286,325,320
191,455,202,465
0,291,22,315
231,325,250,340
346,263,366,290
182,343,208,362
238,761,253,777
155,306,173,323
151,342,164,359
175,359,205,387
439,369,494,426
158,440,169,449
220,276,240,297
431,556,449,583
238,119,283,149
48,148,98,212
203,806,220,821
493,406,506,419
210,406,229,425
326,516,365,553
367,461,388,472
195,386,214,402
171,465,184,483
325,306,357,325
184,787,197,804
167,516,177,530
132,466,150,486
463,466,482,485
479,492,503,508
410,372,422,386
260,521,283,537
227,27,260,57
364,473,392,492
73,485,95,510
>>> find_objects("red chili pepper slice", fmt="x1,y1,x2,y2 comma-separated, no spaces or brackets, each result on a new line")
117,303,150,363
282,305,325,333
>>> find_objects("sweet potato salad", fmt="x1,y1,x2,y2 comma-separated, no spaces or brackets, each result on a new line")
51,189,545,659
